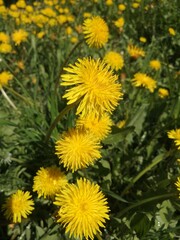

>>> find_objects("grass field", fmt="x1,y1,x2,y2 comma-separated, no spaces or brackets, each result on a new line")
0,0,179,239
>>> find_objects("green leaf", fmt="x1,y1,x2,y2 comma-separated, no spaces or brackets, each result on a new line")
130,212,152,238
102,126,134,145
103,189,129,203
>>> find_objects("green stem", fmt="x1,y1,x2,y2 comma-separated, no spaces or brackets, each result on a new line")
121,153,165,197
44,100,79,143
117,192,175,218
96,232,103,240
54,39,84,94
4,86,33,106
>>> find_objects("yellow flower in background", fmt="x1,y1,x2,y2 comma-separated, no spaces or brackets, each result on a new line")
2,190,34,223
167,129,180,150
149,60,161,70
158,88,169,98
104,51,124,71
83,16,109,48
117,119,126,128
70,36,78,43
175,177,180,198
168,27,176,36
55,128,102,172
127,45,145,58
0,43,12,53
65,26,73,35
37,31,46,39
139,37,147,43
25,5,33,12
41,7,57,18
33,166,68,199
16,0,26,8
106,0,113,5
54,178,110,240
0,71,13,88
132,73,157,92
118,4,126,11
83,12,92,18
132,2,140,8
61,58,123,116
0,32,9,43
76,113,113,141
114,17,124,28
12,29,28,46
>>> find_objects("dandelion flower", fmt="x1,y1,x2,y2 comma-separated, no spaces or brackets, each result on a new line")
175,177,180,198
12,29,28,46
55,128,102,172
33,166,68,198
2,190,34,223
104,51,124,71
76,113,113,141
118,4,126,11
158,88,169,98
139,37,147,43
150,60,161,70
54,178,110,240
0,43,12,53
117,119,126,128
114,17,124,28
127,44,145,59
132,73,157,92
132,2,140,8
61,57,122,116
0,32,9,43
0,71,13,88
167,129,180,150
83,16,109,48
168,27,176,36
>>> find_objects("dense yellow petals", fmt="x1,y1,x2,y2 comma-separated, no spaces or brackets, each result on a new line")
132,72,157,92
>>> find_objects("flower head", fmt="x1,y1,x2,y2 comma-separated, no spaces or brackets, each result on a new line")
114,17,124,28
76,113,113,141
0,32,9,43
55,128,102,172
158,88,169,98
54,178,110,240
0,71,13,88
149,60,161,70
2,190,34,223
175,177,180,198
33,166,68,198
168,27,176,36
127,44,145,59
132,72,157,92
83,16,109,48
167,129,180,149
139,37,147,43
0,43,12,53
12,29,28,45
61,57,122,116
104,51,124,71
118,4,126,11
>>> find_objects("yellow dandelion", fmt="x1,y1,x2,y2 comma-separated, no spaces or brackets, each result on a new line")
168,27,176,36
16,0,26,9
104,51,124,71
0,32,9,43
118,4,126,11
158,88,169,98
2,190,34,223
127,44,145,59
12,29,28,46
106,0,113,5
70,36,78,43
149,60,161,70
167,129,180,150
132,2,140,8
175,177,180,198
54,178,110,240
114,17,124,28
76,113,113,141
117,119,126,128
0,43,12,53
61,57,123,116
55,128,102,172
132,73,157,92
139,37,147,43
0,71,13,88
83,16,109,48
33,166,68,199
